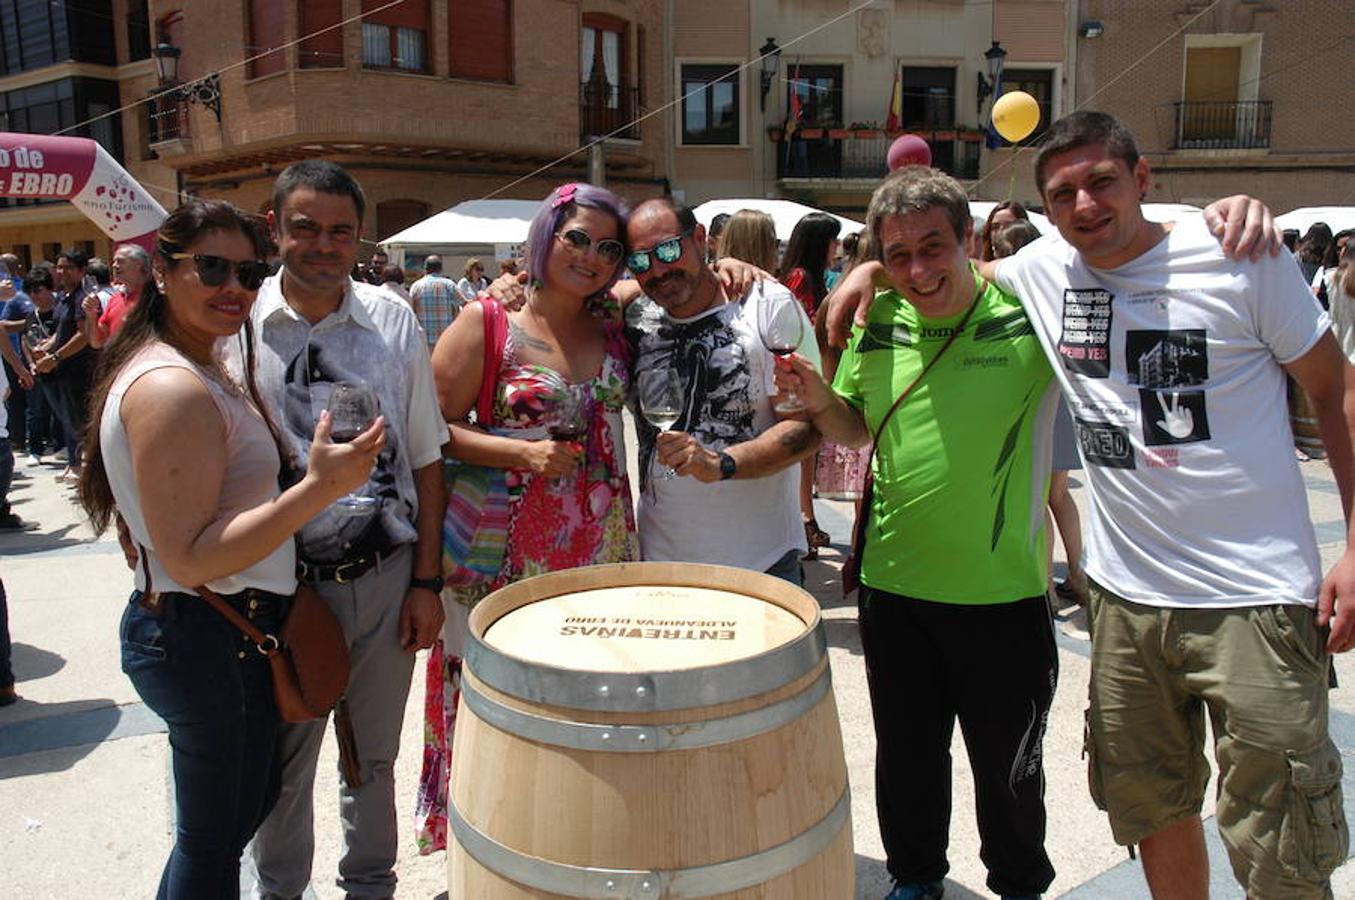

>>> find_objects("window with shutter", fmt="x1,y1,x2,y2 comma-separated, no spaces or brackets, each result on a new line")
361,0,429,73
449,0,512,83
581,14,635,138
248,0,287,77
298,0,343,69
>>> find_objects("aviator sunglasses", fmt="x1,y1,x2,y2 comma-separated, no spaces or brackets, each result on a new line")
556,228,626,266
624,230,692,274
167,252,273,290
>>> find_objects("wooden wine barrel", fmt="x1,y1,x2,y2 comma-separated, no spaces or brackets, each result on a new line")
448,563,853,899
1288,375,1326,458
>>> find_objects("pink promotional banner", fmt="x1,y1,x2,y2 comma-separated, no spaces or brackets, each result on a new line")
0,133,167,251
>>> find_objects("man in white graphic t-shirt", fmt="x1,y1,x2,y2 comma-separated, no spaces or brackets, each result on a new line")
992,111,1354,900
623,198,822,585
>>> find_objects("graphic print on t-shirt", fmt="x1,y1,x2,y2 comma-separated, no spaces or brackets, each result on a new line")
1057,288,1112,377
1074,417,1135,469
1125,329,1211,445
282,342,403,558
627,300,757,485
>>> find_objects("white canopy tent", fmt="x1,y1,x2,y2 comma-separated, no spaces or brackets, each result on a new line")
694,199,866,241
1276,207,1355,236
379,199,539,271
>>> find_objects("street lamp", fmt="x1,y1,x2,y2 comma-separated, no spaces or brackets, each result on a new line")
758,37,782,113
152,41,222,123
975,40,1008,114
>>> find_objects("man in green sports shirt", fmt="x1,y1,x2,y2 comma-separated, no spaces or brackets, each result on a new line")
777,165,1059,900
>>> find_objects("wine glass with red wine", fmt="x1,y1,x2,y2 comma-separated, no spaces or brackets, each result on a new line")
546,384,587,443
757,292,807,413
545,384,587,486
327,382,380,515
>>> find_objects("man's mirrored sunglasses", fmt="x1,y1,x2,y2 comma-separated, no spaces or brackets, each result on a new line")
556,229,626,266
168,252,272,290
625,230,692,274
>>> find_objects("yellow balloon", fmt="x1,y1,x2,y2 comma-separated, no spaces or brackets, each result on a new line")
991,90,1040,143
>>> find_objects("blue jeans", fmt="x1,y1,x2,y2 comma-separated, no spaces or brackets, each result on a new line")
40,372,85,464
25,380,57,453
121,590,284,900
764,548,805,586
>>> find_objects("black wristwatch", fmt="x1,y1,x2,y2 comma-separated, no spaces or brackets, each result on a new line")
718,451,737,481
410,575,444,593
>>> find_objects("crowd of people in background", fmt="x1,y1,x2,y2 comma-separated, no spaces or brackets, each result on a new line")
2,105,1353,900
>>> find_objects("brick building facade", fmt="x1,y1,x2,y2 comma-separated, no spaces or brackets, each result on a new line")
1070,0,1355,209
0,1,669,268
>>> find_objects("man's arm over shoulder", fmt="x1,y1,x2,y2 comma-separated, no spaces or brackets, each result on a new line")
1287,337,1355,653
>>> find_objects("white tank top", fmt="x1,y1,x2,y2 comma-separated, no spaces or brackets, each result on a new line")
101,341,297,596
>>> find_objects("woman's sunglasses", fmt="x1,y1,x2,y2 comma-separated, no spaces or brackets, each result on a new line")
624,231,691,274
556,229,625,266
167,252,272,290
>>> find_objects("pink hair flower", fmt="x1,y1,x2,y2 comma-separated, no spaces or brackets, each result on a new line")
552,183,580,209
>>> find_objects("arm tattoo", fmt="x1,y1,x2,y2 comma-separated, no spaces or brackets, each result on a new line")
509,320,556,354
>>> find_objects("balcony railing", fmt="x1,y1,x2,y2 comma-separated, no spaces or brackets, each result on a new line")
580,82,641,141
775,130,982,181
1173,100,1272,150
147,94,189,144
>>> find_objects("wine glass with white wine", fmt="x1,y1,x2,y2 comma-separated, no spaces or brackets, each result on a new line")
637,368,684,481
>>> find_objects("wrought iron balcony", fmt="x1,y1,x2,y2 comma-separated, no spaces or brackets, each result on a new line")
775,129,981,182
147,93,190,144
580,82,641,141
1172,100,1272,150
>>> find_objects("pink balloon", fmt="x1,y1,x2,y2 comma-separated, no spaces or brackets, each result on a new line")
886,134,932,171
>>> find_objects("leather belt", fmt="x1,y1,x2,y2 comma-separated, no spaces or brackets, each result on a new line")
298,551,387,585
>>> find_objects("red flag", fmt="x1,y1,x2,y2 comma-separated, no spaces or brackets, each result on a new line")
785,63,803,138
886,69,902,132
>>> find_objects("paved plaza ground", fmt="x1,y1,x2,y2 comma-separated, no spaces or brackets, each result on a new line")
3,442,1355,898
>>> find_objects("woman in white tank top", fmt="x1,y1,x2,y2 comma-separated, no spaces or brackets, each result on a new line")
75,200,386,900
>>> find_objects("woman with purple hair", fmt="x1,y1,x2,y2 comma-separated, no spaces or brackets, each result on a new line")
415,183,640,851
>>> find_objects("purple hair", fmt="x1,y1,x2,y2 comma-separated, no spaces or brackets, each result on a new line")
524,183,630,296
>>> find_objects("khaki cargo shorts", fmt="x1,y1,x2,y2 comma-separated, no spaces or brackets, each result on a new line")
1085,581,1348,898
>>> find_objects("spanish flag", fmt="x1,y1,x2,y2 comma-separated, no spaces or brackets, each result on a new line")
885,69,902,132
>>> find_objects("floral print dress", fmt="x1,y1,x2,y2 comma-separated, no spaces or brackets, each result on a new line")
414,314,640,853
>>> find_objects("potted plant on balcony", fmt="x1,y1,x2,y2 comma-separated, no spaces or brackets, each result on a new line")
828,126,850,139
848,121,884,139
933,127,958,141
957,125,985,142
799,127,824,140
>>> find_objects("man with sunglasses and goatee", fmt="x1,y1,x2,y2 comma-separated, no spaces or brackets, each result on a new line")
623,198,822,585
234,160,446,900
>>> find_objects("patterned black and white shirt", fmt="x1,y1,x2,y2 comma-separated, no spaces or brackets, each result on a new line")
228,272,445,563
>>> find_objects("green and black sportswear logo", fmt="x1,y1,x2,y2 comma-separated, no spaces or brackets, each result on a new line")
989,383,1037,551
973,309,1035,342
857,308,1032,353
856,322,915,353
